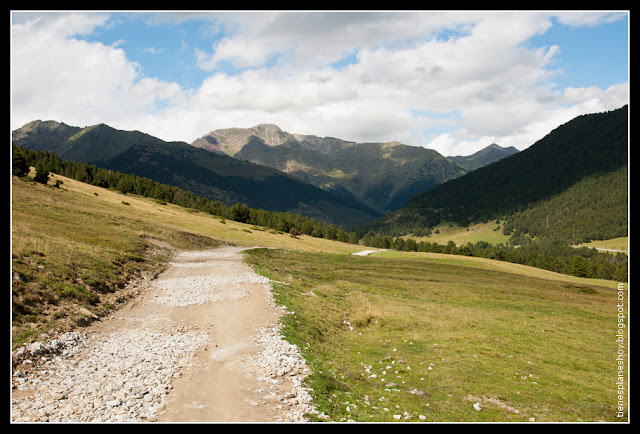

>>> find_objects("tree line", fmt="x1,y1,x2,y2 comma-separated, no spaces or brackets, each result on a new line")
12,145,359,244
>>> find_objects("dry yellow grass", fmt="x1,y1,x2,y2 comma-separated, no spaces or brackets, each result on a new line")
25,172,366,254
11,172,367,346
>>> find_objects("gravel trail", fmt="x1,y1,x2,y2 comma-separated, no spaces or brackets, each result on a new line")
11,246,318,423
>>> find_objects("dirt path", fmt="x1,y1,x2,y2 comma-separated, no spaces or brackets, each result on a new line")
79,246,312,422
152,246,276,422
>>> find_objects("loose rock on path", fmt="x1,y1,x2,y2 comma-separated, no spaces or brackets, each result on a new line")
11,246,319,423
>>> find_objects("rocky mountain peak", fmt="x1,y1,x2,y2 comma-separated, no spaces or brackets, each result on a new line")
192,124,292,156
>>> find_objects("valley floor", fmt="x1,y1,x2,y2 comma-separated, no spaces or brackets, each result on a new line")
11,173,629,423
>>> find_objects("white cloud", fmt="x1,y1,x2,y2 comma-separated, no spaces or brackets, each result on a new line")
11,11,628,157
196,11,461,72
11,12,184,133
553,11,628,27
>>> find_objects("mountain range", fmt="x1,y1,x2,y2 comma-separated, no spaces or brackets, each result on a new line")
12,120,517,229
11,121,381,229
192,124,517,214
17,105,625,246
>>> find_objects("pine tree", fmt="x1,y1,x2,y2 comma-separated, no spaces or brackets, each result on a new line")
33,162,49,184
570,256,589,278
12,149,30,177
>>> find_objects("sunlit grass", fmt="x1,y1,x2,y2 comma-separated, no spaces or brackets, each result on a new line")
574,237,628,253
413,220,511,246
245,248,628,422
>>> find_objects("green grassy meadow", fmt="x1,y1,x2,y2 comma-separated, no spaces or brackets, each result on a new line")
413,220,511,246
11,172,629,422
574,237,629,253
245,249,628,422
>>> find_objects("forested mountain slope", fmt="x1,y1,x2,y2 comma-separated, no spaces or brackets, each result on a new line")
357,105,628,244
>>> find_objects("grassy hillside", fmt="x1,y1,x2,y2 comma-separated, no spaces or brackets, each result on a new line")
11,171,363,348
12,172,629,422
413,220,511,246
575,237,628,253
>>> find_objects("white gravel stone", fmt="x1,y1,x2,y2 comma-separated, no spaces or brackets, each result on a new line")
246,321,318,422
11,329,207,422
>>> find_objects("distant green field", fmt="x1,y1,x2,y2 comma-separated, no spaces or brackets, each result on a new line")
413,221,511,246
415,223,628,257
245,248,628,422
574,237,628,253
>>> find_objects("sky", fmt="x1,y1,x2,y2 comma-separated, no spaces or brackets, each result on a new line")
10,10,629,157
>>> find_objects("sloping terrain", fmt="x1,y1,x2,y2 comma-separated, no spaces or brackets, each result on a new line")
11,170,628,422
358,105,628,240
12,121,381,229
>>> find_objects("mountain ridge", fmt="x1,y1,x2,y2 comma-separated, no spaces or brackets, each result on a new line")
192,123,293,156
447,143,520,172
11,120,382,229
192,125,475,214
